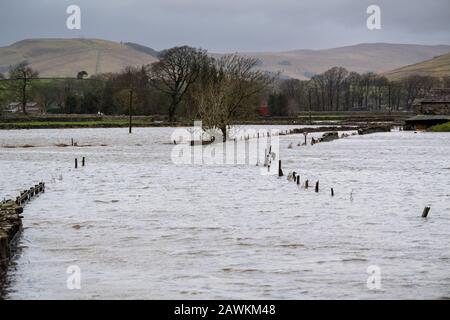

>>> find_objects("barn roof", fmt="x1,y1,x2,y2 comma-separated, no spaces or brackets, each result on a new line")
405,114,450,122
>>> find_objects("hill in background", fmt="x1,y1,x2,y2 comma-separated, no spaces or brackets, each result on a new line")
0,38,158,77
384,52,450,80
222,43,450,80
0,39,449,79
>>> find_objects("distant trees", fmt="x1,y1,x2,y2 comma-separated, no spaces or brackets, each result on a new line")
268,93,288,116
402,75,439,110
1,49,447,120
33,81,58,113
271,67,445,113
148,46,209,122
443,76,450,88
7,62,39,114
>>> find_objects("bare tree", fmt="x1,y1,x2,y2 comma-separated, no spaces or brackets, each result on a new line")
279,78,307,112
403,75,439,110
148,46,208,122
195,55,273,142
311,74,326,110
33,82,57,113
442,76,450,88
8,62,39,114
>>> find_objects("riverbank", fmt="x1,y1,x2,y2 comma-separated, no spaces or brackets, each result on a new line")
0,112,411,130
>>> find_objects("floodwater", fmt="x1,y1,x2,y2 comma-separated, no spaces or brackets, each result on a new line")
0,126,449,299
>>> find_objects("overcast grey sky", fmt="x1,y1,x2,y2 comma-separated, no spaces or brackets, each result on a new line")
0,0,449,52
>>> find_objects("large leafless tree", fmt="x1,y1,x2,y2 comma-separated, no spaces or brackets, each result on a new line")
8,62,39,114
195,55,273,142
148,46,208,122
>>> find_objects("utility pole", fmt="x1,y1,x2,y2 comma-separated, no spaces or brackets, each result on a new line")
388,83,392,114
129,88,133,134
21,71,28,115
308,89,312,125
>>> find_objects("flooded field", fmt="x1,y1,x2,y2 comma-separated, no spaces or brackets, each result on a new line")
0,126,449,299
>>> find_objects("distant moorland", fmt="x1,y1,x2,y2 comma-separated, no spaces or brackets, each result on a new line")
1,38,450,79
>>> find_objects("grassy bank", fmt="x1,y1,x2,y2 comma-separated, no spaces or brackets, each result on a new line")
0,112,410,129
0,120,149,129
429,122,450,132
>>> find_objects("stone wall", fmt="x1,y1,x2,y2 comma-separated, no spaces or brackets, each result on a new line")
414,103,450,115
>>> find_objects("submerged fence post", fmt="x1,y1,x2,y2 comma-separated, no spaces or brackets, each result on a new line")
315,181,319,192
278,160,284,177
82,157,85,167
331,188,334,197
422,206,431,218
305,180,309,189
75,158,78,169
296,176,300,185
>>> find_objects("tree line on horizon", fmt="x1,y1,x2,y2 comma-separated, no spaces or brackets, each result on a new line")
268,68,450,116
1,45,449,127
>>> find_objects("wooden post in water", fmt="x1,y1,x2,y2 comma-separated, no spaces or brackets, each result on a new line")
75,158,78,169
293,172,296,181
422,206,431,218
331,188,334,197
296,176,300,185
82,157,85,167
71,138,74,146
0,235,9,263
315,181,319,192
278,160,283,177
305,180,309,189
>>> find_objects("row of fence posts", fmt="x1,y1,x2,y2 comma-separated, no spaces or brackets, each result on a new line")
278,159,431,216
1,182,45,269
278,160,334,196
14,182,46,206
74,157,86,169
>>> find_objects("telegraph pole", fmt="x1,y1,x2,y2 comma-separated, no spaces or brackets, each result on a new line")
129,88,133,134
308,89,312,125
21,71,29,114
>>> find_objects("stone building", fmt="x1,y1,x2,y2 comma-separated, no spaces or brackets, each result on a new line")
405,88,450,130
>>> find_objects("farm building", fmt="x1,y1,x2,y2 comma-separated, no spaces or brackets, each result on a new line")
2,102,43,114
405,88,450,130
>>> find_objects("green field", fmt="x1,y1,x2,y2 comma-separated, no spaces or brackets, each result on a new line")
0,119,152,129
429,122,450,132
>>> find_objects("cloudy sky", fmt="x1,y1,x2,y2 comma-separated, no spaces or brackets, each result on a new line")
0,0,449,52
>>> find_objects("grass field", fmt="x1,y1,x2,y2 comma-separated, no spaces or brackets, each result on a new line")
0,120,153,129
429,122,450,132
